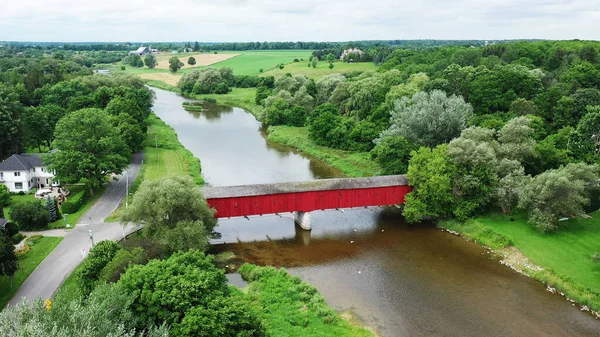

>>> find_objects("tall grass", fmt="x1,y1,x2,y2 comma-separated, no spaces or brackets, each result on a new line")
239,264,374,337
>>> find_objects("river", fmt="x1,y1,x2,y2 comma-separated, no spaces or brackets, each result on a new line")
151,87,600,337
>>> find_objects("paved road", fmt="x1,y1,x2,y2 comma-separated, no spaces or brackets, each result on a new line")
8,152,144,307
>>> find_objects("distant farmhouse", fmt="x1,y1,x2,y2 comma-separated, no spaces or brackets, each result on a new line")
129,46,155,56
0,153,58,192
340,48,365,62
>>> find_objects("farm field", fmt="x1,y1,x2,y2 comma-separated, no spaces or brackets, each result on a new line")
138,72,181,86
153,52,238,70
260,60,379,79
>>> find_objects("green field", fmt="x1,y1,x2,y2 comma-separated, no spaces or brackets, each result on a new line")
123,50,312,77
267,126,380,177
0,236,63,308
441,211,600,311
261,60,378,79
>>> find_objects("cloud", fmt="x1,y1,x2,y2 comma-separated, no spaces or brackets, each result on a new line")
0,0,598,41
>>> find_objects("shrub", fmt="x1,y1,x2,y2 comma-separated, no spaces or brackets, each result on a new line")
17,191,25,195
15,245,31,259
99,247,148,283
26,234,43,246
60,201,80,214
120,65,125,71
4,222,19,237
10,200,49,230
78,240,122,296
11,233,25,244
203,97,217,103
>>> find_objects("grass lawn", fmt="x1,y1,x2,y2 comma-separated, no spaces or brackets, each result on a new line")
0,236,63,308
267,126,380,177
441,211,600,311
261,61,378,79
476,212,600,293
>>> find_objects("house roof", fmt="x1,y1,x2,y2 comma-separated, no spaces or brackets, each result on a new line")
0,218,7,229
0,154,45,171
135,47,147,53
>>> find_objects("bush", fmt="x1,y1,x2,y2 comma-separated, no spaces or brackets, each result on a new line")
61,189,87,214
203,97,217,103
17,191,25,196
10,200,49,230
78,240,122,296
99,247,148,283
11,233,25,244
26,234,43,246
4,222,19,237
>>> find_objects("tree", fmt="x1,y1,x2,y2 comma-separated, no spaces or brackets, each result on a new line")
577,106,600,154
308,103,341,146
509,98,537,116
0,283,169,336
45,108,130,196
329,62,334,69
370,136,417,175
0,230,18,280
169,57,184,73
78,240,121,296
379,90,473,147
0,85,24,159
46,196,58,223
497,116,536,163
403,145,457,222
187,57,196,66
518,163,599,232
113,113,145,153
10,200,49,230
496,166,528,215
311,58,318,68
118,251,230,327
173,295,267,337
0,185,10,218
193,41,200,52
144,54,157,69
120,176,217,248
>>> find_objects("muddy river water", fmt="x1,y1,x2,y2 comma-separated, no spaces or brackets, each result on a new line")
151,87,600,336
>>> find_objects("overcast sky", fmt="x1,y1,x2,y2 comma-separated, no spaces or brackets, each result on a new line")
1,0,598,42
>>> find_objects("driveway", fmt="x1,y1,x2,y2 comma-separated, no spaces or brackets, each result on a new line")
8,152,144,307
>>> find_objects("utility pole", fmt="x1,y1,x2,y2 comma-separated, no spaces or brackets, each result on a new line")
88,216,95,248
155,135,158,161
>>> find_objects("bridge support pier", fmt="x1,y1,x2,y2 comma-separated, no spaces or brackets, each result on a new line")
294,211,311,231
294,223,311,245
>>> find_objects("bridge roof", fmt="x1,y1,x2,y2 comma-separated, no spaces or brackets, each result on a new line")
202,175,408,199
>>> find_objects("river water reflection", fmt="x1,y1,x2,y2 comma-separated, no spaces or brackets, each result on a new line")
151,88,600,337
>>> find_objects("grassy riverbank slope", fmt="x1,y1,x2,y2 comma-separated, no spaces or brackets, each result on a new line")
240,264,374,337
440,212,600,313
267,126,380,177
0,236,63,308
105,113,203,222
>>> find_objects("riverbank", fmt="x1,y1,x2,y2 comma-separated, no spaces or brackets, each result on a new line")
105,113,203,222
267,126,380,177
239,264,375,337
439,213,600,318
143,81,381,177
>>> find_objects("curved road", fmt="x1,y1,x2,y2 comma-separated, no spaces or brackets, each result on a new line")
8,152,144,307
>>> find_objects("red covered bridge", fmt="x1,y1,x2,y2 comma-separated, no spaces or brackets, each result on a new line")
202,175,412,230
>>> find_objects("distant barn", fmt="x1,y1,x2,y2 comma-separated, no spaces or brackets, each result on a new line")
129,46,151,56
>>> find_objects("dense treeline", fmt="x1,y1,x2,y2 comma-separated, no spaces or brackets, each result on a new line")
258,40,600,232
0,52,153,196
178,67,274,95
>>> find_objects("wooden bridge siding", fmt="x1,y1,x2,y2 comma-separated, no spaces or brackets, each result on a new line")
206,185,413,218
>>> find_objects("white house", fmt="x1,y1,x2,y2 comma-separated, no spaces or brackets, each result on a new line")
0,154,59,192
